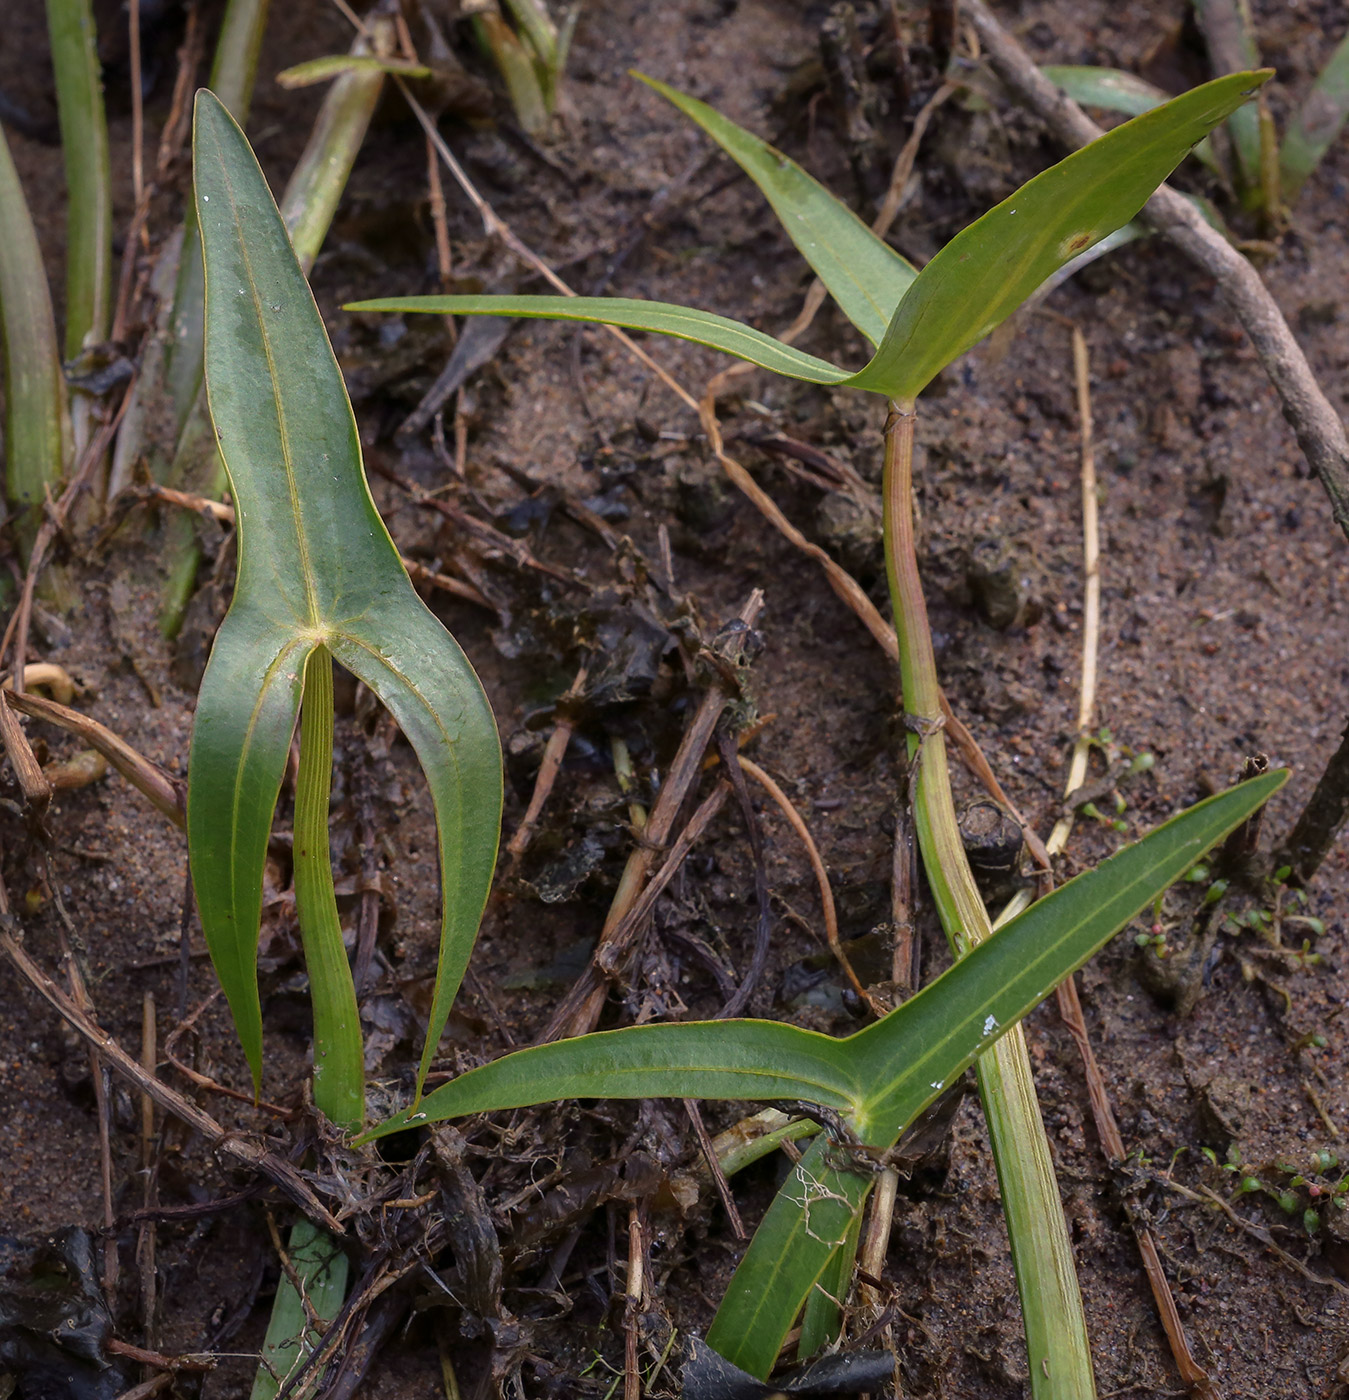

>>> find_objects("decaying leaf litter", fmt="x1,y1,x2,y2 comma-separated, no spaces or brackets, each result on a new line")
1,1,1348,1397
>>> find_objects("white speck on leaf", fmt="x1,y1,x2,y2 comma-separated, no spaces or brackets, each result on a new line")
984,1014,998,1035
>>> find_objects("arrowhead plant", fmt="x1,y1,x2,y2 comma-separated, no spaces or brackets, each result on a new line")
343,66,1274,1391
189,88,503,1118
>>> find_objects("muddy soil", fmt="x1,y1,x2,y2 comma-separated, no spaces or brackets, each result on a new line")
2,1,1348,1397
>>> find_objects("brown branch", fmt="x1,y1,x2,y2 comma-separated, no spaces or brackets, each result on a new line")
963,0,1349,540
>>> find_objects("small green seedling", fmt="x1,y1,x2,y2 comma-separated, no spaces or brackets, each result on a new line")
0,0,114,529
191,86,503,1117
347,68,1275,1389
467,0,578,136
1044,16,1349,216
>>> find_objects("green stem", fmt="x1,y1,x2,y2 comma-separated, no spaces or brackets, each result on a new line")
251,647,360,1400
165,0,271,435
280,23,390,275
0,125,70,520
882,401,1096,1400
294,646,365,1131
46,0,112,360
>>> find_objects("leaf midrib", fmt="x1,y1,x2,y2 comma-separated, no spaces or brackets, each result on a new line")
213,140,321,630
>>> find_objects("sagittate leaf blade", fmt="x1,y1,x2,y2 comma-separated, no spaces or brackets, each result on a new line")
344,294,853,386
849,69,1270,400
636,73,917,346
702,768,1286,1377
189,89,502,1097
361,1020,863,1139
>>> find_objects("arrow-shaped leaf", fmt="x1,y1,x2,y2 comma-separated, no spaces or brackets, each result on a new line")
348,70,1268,403
188,89,502,1098
363,771,1283,1140
358,771,1284,1373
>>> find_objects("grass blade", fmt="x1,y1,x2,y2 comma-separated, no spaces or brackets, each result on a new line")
1281,29,1349,198
249,1219,348,1400
364,1020,864,1136
706,1137,870,1378
344,294,852,385
46,0,113,357
190,90,501,1097
0,126,69,513
636,74,917,346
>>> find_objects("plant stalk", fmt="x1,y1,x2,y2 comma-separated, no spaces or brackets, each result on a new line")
46,0,113,360
882,401,1096,1399
164,0,271,435
280,21,392,275
252,646,361,1400
294,645,365,1131
0,126,70,519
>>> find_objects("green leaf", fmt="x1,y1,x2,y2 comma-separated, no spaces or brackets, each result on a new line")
849,68,1269,400
364,772,1283,1144
1281,29,1349,198
0,124,69,512
358,771,1284,1375
349,72,1268,403
707,1137,869,1379
276,54,431,88
635,73,917,346
1041,64,1175,118
188,89,502,1099
47,0,113,356
249,1219,348,1400
363,1020,864,1137
1041,66,1220,173
345,293,853,385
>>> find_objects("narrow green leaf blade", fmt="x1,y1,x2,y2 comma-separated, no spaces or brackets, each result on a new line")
707,1137,870,1379
1281,29,1349,198
0,125,70,511
1041,64,1174,118
250,1220,348,1400
188,623,311,1087
850,70,1270,400
1041,65,1220,175
47,0,114,355
853,769,1286,1136
344,295,852,386
190,89,502,1098
360,1020,863,1140
637,74,917,346
276,54,430,88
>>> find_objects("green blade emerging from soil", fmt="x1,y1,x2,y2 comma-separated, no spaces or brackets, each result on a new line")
189,89,502,1098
